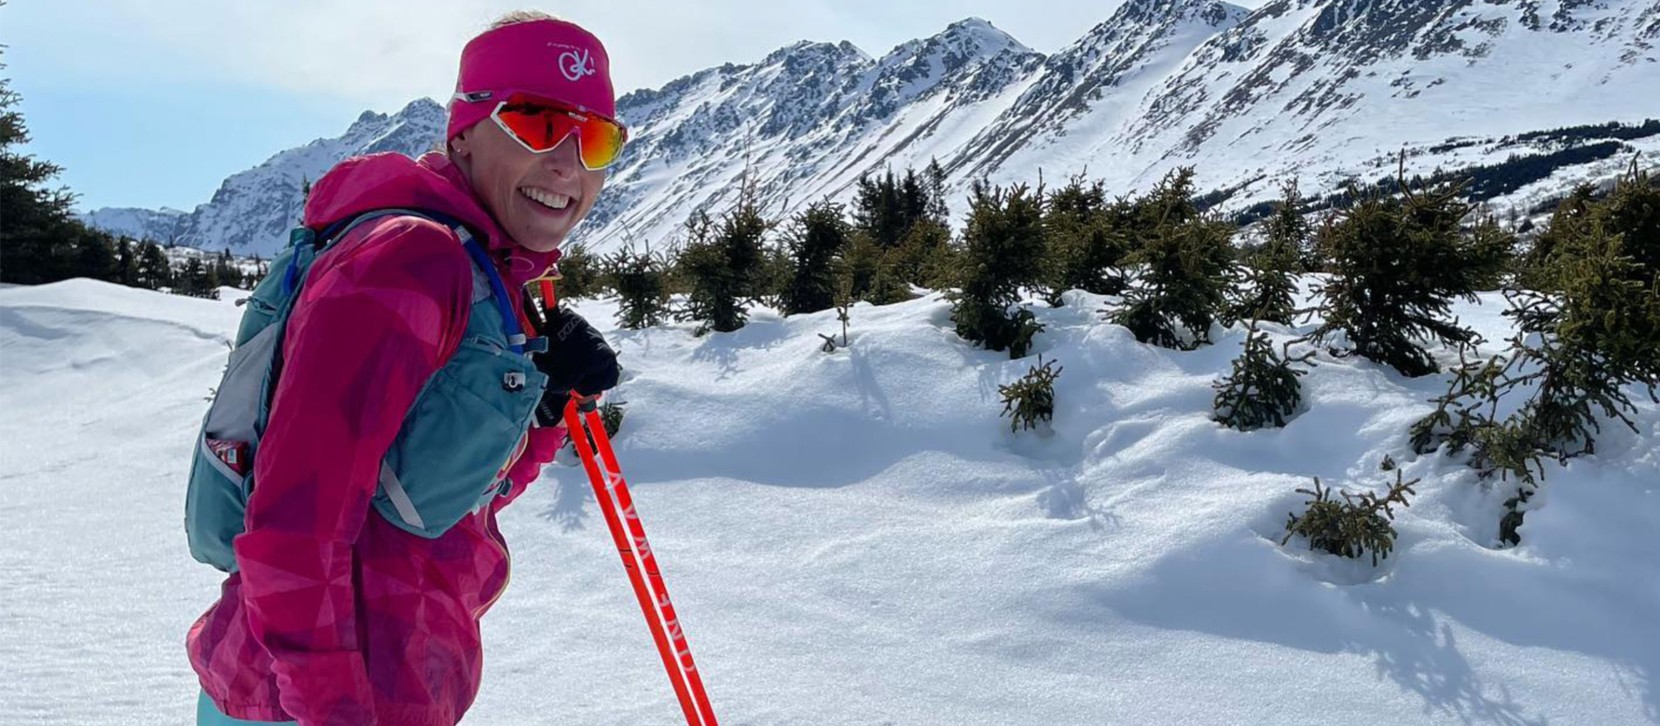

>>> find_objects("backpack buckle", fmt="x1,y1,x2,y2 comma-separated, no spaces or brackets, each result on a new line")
503,371,527,392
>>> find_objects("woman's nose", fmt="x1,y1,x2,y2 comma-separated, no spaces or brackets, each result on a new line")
541,134,581,179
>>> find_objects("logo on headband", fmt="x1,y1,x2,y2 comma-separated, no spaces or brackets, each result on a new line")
558,47,595,82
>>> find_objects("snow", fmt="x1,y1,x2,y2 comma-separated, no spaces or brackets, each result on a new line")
2,278,1656,724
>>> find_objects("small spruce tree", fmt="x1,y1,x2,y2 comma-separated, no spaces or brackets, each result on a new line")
999,355,1062,432
604,243,671,330
677,196,769,335
553,243,602,299
1516,186,1594,291
1126,167,1200,249
1408,165,1659,545
136,241,172,290
888,219,951,291
1042,173,1131,303
840,228,911,305
948,180,1047,358
1230,214,1301,326
1304,173,1509,377
1213,323,1313,431
781,201,850,315
1262,180,1317,273
1105,205,1237,349
1282,472,1419,566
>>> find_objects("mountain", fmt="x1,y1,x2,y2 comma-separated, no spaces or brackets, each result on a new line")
75,207,189,245
951,0,1254,180
83,2,1660,257
175,99,446,253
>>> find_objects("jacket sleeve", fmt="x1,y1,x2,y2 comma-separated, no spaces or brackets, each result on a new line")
232,217,473,726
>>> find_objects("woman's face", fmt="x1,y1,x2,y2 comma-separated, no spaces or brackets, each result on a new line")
451,119,605,254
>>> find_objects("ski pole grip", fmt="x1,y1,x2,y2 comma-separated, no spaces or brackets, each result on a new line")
570,390,600,413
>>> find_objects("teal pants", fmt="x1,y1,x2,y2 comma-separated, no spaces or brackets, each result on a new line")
197,691,297,725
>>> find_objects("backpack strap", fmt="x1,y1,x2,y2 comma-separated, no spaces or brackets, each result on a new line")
291,208,529,356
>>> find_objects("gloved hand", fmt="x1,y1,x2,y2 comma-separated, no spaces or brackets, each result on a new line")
531,306,619,425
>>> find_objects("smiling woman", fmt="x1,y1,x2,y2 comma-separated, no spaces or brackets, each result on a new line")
441,9,629,255
183,12,626,726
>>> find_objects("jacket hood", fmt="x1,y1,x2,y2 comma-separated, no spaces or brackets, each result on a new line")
304,151,561,288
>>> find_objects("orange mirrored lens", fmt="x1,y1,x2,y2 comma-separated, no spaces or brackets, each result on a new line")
494,98,625,170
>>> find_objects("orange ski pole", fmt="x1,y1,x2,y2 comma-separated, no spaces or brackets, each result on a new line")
564,395,718,726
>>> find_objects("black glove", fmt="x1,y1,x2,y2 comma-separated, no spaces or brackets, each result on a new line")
531,306,619,423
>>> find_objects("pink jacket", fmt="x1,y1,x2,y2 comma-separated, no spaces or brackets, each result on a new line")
188,151,568,725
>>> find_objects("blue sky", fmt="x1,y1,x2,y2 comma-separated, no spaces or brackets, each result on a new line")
4,0,1263,213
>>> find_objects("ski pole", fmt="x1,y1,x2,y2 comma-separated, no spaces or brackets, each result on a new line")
564,394,719,726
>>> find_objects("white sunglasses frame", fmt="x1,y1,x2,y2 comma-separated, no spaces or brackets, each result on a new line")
454,91,626,171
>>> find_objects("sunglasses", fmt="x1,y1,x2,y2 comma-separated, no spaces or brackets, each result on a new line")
458,91,628,171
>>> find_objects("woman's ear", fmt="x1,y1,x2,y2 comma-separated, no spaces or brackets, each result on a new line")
449,129,473,159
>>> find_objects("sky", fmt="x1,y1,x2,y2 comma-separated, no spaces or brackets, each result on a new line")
2,0,1262,213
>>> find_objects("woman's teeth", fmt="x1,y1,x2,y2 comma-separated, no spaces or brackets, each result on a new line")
521,187,571,210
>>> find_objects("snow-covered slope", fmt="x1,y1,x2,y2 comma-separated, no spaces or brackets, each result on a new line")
1076,0,1660,199
82,3,1660,257
3,279,1656,724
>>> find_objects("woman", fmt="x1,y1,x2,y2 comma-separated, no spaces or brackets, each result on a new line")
188,13,625,725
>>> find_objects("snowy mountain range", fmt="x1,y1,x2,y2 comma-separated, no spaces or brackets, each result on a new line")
83,0,1660,257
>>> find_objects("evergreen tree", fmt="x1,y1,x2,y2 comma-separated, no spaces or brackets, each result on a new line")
204,254,223,294
781,201,850,315
1230,185,1303,324
1596,159,1660,277
246,253,267,288
1282,472,1419,566
853,163,951,253
136,241,172,289
1213,323,1313,431
213,249,243,289
178,257,206,296
888,218,951,292
840,228,909,305
1127,167,1200,248
1042,173,1131,303
0,65,78,284
1516,186,1594,291
604,243,670,330
677,196,769,335
1261,180,1315,273
73,230,117,281
755,241,794,309
948,180,1046,358
1305,177,1509,377
115,237,139,286
853,169,906,249
554,243,601,299
1409,166,1660,544
899,168,928,232
1465,214,1518,290
1106,174,1237,349
999,356,1062,432
923,158,950,226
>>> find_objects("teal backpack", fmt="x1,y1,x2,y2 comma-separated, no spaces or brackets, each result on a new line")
184,208,550,573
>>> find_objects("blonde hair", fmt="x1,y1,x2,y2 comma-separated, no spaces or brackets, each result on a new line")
490,10,560,30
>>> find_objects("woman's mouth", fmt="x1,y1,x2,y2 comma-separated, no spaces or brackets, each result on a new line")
520,186,574,214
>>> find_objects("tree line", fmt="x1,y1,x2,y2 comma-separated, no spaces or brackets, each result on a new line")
1,68,258,297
